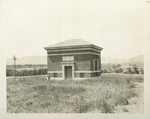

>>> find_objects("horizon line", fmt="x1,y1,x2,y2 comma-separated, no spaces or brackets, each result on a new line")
6,54,143,59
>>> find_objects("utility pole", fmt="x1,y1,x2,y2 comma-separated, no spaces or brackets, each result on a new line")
13,55,17,79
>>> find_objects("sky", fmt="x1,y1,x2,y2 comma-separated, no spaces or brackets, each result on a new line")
1,0,144,59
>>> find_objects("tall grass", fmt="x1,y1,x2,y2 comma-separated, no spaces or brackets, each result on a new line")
7,74,144,113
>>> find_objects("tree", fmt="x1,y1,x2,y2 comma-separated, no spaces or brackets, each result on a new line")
33,69,38,75
140,68,144,74
133,64,139,74
127,67,131,74
17,71,23,76
116,64,121,67
107,63,111,69
28,70,33,75
112,63,116,69
44,68,47,74
23,70,28,76
41,68,47,74
119,67,123,73
115,67,123,73
6,69,13,77
115,68,119,73
130,71,134,74
103,69,109,73
38,69,42,75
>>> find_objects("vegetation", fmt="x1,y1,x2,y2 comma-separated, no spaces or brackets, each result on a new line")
7,74,144,113
6,63,144,77
101,63,144,74
6,68,47,77
6,64,47,69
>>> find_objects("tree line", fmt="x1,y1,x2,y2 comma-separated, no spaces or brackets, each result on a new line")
101,63,144,74
6,68,47,77
6,64,47,69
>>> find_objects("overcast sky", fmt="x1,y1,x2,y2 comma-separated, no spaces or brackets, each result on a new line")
1,0,144,59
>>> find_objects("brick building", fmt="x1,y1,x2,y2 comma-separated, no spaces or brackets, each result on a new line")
44,39,103,80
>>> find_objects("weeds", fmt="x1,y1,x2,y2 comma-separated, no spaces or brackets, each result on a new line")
7,74,143,113
115,97,129,106
123,108,128,112
100,100,114,113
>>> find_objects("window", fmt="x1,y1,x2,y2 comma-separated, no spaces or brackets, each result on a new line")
80,73,84,78
95,60,97,70
53,73,57,77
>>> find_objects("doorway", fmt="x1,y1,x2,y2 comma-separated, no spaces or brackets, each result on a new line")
65,66,72,80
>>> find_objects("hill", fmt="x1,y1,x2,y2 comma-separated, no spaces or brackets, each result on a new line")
6,55,143,65
127,55,143,64
102,55,143,64
101,57,127,64
6,56,47,65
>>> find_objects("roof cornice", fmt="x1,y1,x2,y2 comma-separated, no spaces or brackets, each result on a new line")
44,44,103,51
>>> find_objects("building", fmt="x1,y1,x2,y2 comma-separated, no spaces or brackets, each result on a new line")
44,39,103,80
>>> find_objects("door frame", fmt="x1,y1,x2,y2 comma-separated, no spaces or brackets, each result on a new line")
65,66,72,80
62,61,75,80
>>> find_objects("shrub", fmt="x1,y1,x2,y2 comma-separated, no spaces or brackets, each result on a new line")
139,69,144,74
115,97,129,106
6,69,14,77
126,78,131,84
6,68,47,77
100,100,114,113
123,108,128,112
115,68,123,73
103,69,109,73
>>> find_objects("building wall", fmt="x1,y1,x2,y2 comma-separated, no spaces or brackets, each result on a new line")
48,54,93,71
91,72,101,77
92,54,100,71
75,73,91,78
74,54,92,71
48,73,62,77
47,55,62,71
99,54,101,71
47,51,101,79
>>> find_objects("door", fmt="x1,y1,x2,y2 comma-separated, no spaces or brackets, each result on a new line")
65,66,72,80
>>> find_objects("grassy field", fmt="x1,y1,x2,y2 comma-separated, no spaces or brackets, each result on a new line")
7,73,144,113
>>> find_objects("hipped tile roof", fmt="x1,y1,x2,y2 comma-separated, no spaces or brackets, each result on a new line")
48,39,92,47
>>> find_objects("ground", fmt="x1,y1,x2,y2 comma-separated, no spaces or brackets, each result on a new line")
114,82,144,113
6,73,144,113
